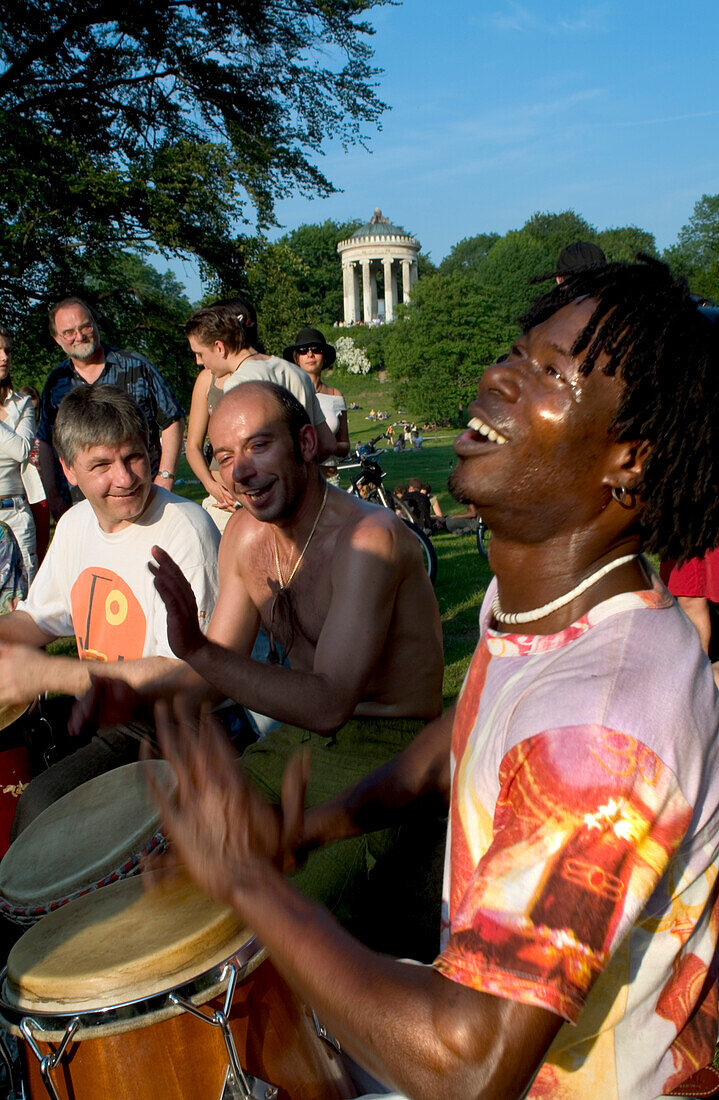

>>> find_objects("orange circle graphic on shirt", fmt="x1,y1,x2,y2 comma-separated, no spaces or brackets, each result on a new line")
71,568,147,662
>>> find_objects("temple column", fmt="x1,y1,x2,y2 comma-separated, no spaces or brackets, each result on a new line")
401,259,412,303
382,257,396,322
370,265,378,321
361,259,372,322
342,264,354,323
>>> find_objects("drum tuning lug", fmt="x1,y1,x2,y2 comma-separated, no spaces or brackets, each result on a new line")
220,1064,278,1100
312,1009,342,1053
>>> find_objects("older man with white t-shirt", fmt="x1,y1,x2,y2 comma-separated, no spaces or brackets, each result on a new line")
0,384,220,835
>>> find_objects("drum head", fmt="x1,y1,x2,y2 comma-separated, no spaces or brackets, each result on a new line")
0,703,28,732
0,760,173,909
7,871,252,1013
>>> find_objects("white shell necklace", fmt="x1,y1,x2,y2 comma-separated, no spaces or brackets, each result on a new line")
492,553,638,627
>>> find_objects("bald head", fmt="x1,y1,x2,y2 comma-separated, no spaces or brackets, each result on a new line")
208,381,319,522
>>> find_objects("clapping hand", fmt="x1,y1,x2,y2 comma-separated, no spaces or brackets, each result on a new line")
146,700,311,908
149,546,206,660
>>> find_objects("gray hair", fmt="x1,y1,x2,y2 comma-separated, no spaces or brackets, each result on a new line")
48,297,95,336
54,384,149,465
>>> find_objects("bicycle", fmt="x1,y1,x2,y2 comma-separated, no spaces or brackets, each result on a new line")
338,434,438,583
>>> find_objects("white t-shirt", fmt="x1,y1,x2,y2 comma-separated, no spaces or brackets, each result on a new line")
19,487,220,660
316,389,347,437
223,356,327,427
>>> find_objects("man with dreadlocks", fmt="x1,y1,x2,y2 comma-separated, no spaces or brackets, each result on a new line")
147,260,719,1099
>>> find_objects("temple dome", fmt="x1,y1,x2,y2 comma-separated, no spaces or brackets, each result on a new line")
350,208,415,242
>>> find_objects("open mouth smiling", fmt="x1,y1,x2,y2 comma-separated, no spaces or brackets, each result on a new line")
467,415,509,445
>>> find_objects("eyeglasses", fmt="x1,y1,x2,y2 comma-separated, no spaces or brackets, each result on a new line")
58,322,95,340
296,344,323,355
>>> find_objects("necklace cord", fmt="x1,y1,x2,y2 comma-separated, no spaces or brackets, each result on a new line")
492,553,638,626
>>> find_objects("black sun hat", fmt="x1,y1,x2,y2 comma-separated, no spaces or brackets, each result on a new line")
283,328,336,367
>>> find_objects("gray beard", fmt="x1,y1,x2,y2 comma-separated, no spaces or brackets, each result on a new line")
70,339,100,362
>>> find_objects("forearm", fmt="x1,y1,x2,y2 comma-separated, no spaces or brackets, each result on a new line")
0,611,54,646
157,419,184,479
677,596,711,653
184,441,217,494
21,654,181,699
188,639,353,733
229,865,548,1100
302,709,452,850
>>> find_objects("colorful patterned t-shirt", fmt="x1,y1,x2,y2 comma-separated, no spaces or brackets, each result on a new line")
434,573,719,1099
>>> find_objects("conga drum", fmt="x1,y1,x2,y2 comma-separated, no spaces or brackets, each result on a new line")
0,761,172,924
0,872,357,1100
0,703,31,858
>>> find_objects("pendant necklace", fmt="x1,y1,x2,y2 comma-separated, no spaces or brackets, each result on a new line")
268,482,329,662
492,553,638,627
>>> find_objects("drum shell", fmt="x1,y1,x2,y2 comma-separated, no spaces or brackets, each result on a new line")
16,955,356,1100
0,737,31,859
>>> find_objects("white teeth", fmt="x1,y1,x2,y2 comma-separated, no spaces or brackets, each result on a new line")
468,416,508,445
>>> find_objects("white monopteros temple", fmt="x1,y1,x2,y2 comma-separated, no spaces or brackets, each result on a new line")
337,209,420,324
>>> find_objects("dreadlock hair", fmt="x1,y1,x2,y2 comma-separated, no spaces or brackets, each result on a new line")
521,256,719,563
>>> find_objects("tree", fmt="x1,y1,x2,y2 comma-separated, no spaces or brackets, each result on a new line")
12,252,194,404
243,239,311,359
384,272,514,423
477,230,555,327
275,220,362,327
664,195,719,302
597,226,658,263
439,233,500,274
521,210,598,261
0,0,389,323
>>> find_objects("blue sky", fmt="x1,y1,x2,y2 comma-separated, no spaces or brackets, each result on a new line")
169,0,719,299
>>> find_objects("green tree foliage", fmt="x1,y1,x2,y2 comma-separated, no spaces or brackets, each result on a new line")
521,210,597,260
243,239,311,358
384,272,514,423
597,227,658,263
12,252,193,404
0,0,389,323
477,230,554,326
439,233,501,274
274,220,362,327
664,195,719,303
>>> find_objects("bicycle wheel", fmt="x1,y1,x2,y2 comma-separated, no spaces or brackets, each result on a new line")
476,522,491,559
402,519,438,584
390,495,415,524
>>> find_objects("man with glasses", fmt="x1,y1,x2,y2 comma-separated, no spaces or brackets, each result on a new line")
37,297,185,518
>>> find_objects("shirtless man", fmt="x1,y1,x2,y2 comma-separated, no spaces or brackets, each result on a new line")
151,261,719,1098
85,380,444,943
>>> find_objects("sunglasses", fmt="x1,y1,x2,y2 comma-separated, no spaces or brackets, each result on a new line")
297,344,323,355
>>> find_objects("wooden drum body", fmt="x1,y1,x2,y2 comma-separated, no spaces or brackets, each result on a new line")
0,873,356,1100
0,703,31,858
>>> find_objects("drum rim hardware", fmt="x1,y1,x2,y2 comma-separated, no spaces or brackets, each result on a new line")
0,941,281,1100
0,934,262,1034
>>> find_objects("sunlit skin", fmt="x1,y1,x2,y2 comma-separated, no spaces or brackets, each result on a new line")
450,297,650,629
51,304,103,370
187,334,247,377
210,390,311,527
60,437,153,534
